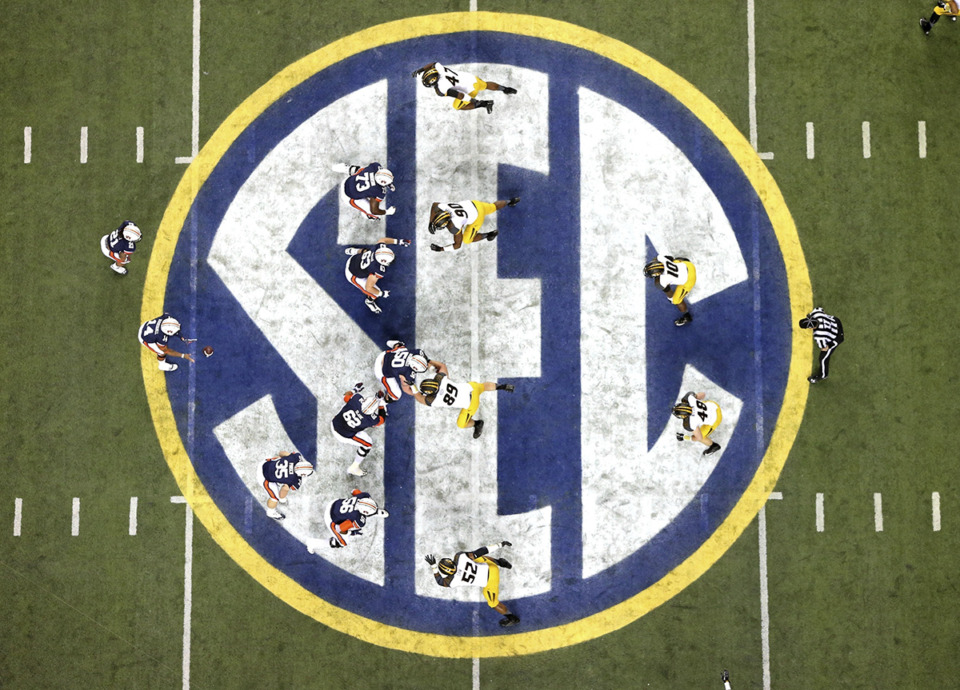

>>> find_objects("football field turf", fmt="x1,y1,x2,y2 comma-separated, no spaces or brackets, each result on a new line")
2,2,959,688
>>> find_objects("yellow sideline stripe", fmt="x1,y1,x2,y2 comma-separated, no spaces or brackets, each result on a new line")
141,11,812,657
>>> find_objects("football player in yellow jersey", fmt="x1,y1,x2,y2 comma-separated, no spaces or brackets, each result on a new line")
921,1,959,34
644,254,697,327
673,392,722,456
411,373,515,439
424,541,520,628
411,62,517,113
428,197,521,252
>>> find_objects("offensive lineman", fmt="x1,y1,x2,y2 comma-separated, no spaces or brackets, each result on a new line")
424,541,519,627
412,371,514,439
673,391,722,456
100,220,142,275
138,314,196,371
330,383,387,477
256,451,314,521
374,340,448,403
428,197,520,252
643,255,697,327
331,162,397,220
411,62,517,113
307,489,390,551
344,238,411,314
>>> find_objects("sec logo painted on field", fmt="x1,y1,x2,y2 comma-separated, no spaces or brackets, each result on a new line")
142,13,812,656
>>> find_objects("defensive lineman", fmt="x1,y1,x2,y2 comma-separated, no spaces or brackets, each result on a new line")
331,383,387,477
257,451,314,521
673,391,722,456
374,340,448,403
331,162,396,220
138,314,196,371
799,307,844,384
412,371,514,439
411,62,517,113
425,541,519,627
428,198,520,252
100,220,142,275
643,255,697,326
344,238,411,314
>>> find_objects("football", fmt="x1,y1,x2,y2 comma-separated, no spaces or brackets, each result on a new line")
202,346,214,357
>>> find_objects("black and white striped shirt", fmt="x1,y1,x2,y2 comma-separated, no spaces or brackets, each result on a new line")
807,308,843,349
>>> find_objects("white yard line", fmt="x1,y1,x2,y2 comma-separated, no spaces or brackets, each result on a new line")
816,493,824,532
758,504,772,690
918,121,927,159
71,497,81,536
469,0,478,11
473,657,480,690
805,122,815,159
136,126,145,163
747,0,773,159
129,497,139,536
23,127,31,164
873,493,883,532
862,121,871,159
13,498,22,536
932,492,941,532
171,497,194,690
176,0,202,164
80,127,88,164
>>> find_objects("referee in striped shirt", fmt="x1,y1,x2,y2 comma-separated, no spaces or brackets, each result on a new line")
799,307,844,384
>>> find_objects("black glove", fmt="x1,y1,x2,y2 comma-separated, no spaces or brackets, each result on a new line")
501,540,512,547
676,432,685,442
430,243,444,252
425,554,437,565
350,529,363,536
411,69,420,77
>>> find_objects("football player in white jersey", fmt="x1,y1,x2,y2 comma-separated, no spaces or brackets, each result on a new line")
673,391,722,456
644,254,697,327
424,541,519,627
412,61,517,113
428,197,520,252
412,371,514,439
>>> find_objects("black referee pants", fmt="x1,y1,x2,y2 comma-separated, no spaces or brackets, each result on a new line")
815,320,844,379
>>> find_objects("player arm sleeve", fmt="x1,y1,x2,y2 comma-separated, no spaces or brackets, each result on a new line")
471,546,489,558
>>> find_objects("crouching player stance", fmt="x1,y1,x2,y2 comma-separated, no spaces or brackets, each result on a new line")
424,541,519,628
308,490,389,551
257,451,314,521
343,238,411,315
643,255,696,327
673,392,722,456
100,220,142,275
138,314,196,371
412,373,514,439
331,383,387,477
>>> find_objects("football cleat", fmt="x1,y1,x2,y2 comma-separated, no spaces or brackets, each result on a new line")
674,312,693,327
329,537,343,549
408,353,429,373
365,298,382,314
121,223,142,242
496,383,515,392
721,670,730,682
502,86,517,95
486,230,499,241
374,168,394,187
110,264,128,275
158,361,179,372
438,558,456,576
473,419,485,439
479,100,494,114
507,196,521,206
808,375,822,384
703,442,722,456
419,378,440,396
374,246,395,266
429,210,451,234
347,464,367,477
499,614,520,628
498,558,512,569
672,402,692,419
159,317,181,336
643,260,665,278
357,496,379,516
294,458,315,477
421,67,440,87
266,508,285,521
921,18,932,34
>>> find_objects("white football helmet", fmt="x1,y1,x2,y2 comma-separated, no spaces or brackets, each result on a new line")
294,458,314,477
356,495,379,516
408,353,428,373
122,223,142,242
159,317,181,336
360,396,381,416
374,246,395,266
374,168,394,187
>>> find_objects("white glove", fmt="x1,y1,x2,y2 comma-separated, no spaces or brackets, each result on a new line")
379,289,390,299
377,509,390,518
384,206,397,216
330,163,350,174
